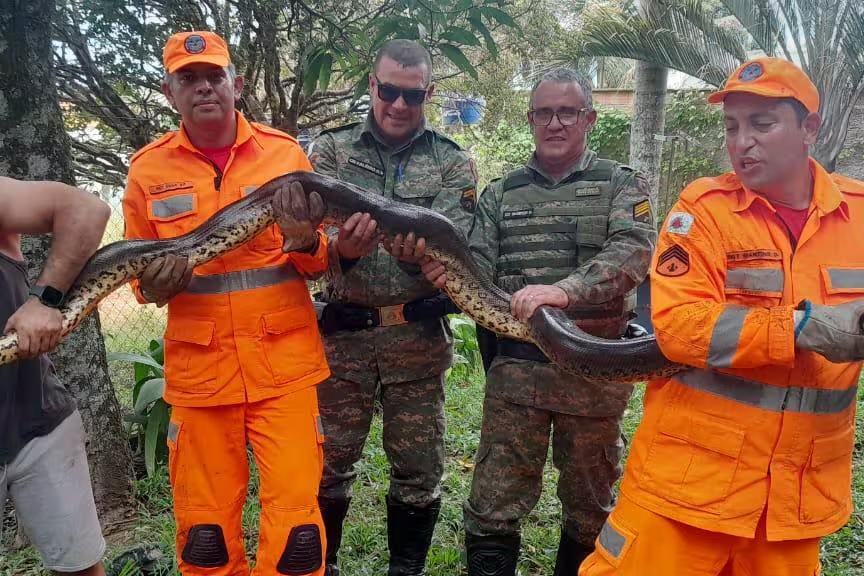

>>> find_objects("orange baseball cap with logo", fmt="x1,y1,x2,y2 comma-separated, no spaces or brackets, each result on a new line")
708,57,819,113
163,31,231,73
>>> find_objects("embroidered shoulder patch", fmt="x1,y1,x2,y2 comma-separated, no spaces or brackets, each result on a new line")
656,245,690,277
666,212,695,236
347,156,384,177
461,187,477,212
633,199,651,223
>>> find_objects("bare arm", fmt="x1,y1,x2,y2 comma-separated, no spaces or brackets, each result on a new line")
0,177,111,291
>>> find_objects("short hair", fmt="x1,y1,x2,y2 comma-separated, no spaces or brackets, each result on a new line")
163,64,236,87
373,40,433,85
779,97,810,124
529,67,594,109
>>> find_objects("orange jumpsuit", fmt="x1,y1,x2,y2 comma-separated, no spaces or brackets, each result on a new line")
124,112,329,575
581,159,863,576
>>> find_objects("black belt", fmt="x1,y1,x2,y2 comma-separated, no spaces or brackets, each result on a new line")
317,294,459,335
496,338,550,363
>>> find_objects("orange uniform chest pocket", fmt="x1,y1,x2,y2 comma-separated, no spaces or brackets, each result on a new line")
819,265,864,305
146,187,201,239
724,249,784,306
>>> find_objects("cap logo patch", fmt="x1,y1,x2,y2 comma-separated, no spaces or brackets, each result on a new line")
739,62,763,82
184,34,206,54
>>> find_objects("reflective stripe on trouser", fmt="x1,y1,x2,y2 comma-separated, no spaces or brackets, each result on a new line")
167,387,326,576
675,369,857,414
579,495,821,576
185,264,300,295
463,395,624,547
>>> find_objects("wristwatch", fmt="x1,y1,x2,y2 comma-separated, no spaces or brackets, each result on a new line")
29,285,65,308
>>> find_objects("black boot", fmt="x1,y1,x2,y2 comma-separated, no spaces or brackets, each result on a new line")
465,532,520,576
319,496,351,576
552,529,594,576
386,497,441,575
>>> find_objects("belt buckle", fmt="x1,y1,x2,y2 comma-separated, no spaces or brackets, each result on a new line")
379,304,407,327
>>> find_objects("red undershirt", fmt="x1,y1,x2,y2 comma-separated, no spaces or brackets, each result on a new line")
772,203,809,244
199,146,232,173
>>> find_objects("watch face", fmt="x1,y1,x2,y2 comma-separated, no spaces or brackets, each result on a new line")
31,285,64,307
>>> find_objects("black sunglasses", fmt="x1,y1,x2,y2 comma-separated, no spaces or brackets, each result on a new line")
375,75,428,106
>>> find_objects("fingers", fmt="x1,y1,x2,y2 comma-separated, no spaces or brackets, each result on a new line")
272,184,288,223
289,182,309,222
421,259,447,289
308,191,325,226
341,212,363,235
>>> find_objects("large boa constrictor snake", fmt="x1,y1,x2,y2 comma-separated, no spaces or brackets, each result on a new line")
0,172,683,383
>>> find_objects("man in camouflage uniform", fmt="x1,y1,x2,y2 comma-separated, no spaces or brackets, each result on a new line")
423,68,656,575
308,39,477,576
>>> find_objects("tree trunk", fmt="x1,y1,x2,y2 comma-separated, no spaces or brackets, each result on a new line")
628,63,668,205
0,0,135,536
628,0,669,206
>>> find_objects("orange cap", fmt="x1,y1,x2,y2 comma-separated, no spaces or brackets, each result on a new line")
708,57,819,113
163,31,230,74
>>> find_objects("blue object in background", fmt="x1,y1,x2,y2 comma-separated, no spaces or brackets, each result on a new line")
442,96,485,125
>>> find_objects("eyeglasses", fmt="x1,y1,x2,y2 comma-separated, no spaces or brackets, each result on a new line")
529,107,591,126
375,76,428,106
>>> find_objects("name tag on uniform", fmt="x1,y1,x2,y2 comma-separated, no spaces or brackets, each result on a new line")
503,208,533,219
348,157,384,177
574,186,601,197
149,181,193,194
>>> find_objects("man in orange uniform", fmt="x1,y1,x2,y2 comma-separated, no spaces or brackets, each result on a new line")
580,57,864,576
123,31,343,575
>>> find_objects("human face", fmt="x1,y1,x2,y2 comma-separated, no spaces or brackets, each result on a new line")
369,56,433,145
723,93,820,193
162,63,243,132
530,81,596,170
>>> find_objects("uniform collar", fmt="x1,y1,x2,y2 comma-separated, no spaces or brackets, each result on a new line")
733,158,848,220
170,111,261,152
357,112,427,152
527,149,597,185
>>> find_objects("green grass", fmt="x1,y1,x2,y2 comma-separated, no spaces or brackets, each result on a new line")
2,358,863,575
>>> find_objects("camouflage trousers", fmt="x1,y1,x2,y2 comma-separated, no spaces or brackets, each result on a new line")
316,369,446,507
463,395,625,547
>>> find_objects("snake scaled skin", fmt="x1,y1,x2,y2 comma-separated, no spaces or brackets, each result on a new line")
0,172,683,383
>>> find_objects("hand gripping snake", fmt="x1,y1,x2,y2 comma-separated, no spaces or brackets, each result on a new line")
0,172,684,383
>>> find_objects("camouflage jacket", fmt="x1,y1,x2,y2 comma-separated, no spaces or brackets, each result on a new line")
472,150,656,414
309,115,477,383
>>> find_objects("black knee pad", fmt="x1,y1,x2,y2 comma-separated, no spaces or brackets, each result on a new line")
277,524,323,575
182,524,229,568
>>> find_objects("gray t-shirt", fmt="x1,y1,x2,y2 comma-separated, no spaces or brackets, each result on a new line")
0,252,74,465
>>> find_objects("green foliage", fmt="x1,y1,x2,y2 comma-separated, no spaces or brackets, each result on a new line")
451,121,534,188
588,107,631,163
301,0,519,95
448,315,483,383
109,339,169,478
658,90,726,217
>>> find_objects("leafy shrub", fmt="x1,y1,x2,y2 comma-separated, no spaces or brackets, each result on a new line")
109,339,169,478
